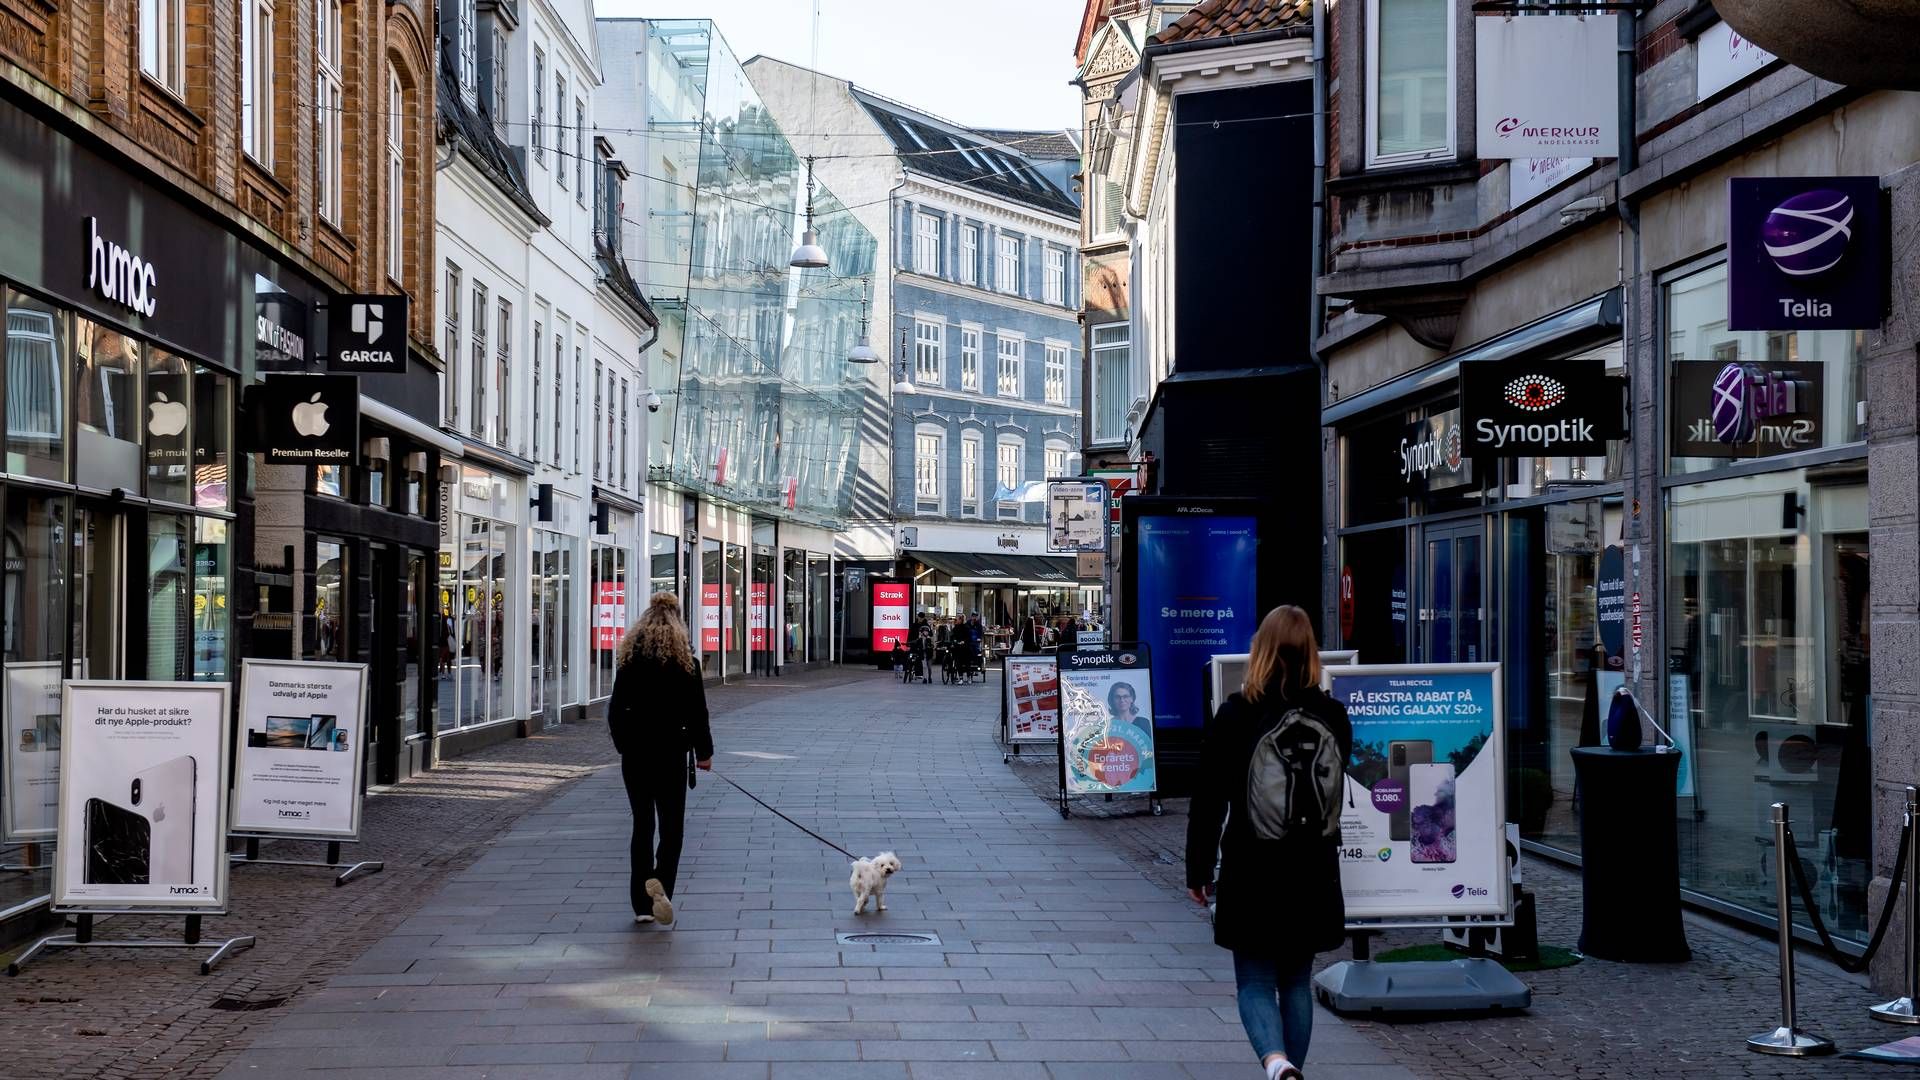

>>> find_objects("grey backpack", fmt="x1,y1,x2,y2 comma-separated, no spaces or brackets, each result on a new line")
1246,706,1345,842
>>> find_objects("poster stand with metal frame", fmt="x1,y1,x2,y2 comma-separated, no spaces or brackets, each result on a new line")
8,913,255,976
1001,650,1064,765
1053,642,1162,819
229,835,384,887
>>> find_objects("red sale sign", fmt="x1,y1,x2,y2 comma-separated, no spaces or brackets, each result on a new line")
749,582,769,650
871,582,910,652
594,582,626,651
700,583,720,652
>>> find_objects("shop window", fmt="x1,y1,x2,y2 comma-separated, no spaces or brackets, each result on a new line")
783,549,805,664
311,538,347,661
807,556,832,663
193,366,231,509
699,538,722,674
6,289,66,481
73,318,141,491
1665,262,1865,475
192,516,230,682
1340,412,1412,527
1666,468,1870,942
144,346,191,505
649,532,678,599
366,451,389,509
314,464,347,499
1506,342,1626,498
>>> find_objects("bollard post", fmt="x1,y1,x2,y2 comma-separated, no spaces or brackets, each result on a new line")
1749,802,1836,1055
1872,785,1920,1023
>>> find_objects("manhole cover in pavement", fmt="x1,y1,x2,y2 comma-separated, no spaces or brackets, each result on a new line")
837,931,942,946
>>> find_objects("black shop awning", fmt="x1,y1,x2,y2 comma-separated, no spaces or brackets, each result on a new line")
907,550,1084,588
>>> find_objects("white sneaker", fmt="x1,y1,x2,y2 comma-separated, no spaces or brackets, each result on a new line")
645,878,675,925
634,914,655,924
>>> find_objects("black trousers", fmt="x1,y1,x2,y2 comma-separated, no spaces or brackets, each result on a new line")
621,755,687,910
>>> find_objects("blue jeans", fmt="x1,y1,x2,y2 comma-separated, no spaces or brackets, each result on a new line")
1233,951,1314,1065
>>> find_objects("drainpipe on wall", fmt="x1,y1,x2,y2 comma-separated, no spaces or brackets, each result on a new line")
1615,7,1646,692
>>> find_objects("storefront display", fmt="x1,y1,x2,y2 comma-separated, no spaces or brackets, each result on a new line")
231,659,369,839
3,661,62,839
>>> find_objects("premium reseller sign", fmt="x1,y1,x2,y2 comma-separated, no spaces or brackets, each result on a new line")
1475,15,1617,159
1458,356,1624,458
231,659,370,841
1728,177,1886,330
254,374,359,465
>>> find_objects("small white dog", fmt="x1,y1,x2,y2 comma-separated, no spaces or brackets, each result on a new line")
849,851,902,916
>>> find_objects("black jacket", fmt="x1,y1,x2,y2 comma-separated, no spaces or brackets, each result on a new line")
1186,685,1352,958
607,652,714,764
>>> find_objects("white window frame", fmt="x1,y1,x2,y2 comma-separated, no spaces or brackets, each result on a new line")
914,425,944,515
1089,322,1131,445
491,26,508,132
959,326,981,393
458,0,478,105
241,0,274,164
575,99,586,203
444,263,462,424
1093,174,1126,242
1044,248,1067,305
496,298,512,449
913,212,941,276
960,429,982,516
959,224,979,285
556,72,568,189
532,313,545,462
533,48,546,166
470,281,489,439
1044,440,1072,482
140,0,186,96
995,334,1023,398
316,0,344,224
914,319,943,385
995,234,1021,294
386,67,405,284
1043,342,1068,406
995,435,1024,519
1365,0,1457,169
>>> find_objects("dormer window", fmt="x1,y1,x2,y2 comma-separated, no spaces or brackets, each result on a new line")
458,0,477,107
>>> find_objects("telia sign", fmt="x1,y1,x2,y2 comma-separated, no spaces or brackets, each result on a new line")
1728,177,1885,331
1475,15,1618,160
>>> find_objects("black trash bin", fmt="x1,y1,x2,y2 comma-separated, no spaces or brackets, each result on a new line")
1572,747,1692,962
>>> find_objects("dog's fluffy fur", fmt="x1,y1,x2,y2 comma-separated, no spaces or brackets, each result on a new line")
849,852,902,915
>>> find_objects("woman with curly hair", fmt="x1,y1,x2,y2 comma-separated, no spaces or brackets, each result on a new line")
608,593,714,925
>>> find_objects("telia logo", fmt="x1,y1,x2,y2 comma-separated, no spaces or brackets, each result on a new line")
1450,883,1490,899
1501,374,1566,413
1451,884,1466,899
1762,189,1853,277
1496,117,1522,137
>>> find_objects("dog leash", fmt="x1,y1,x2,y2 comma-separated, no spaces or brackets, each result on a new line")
709,769,859,861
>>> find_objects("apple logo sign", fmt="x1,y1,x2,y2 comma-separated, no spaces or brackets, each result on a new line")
148,392,187,438
292,392,331,438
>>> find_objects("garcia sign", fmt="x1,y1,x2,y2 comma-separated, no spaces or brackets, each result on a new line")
327,294,409,374
1459,357,1624,458
1728,177,1885,330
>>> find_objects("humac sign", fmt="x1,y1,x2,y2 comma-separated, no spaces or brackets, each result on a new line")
1728,177,1885,331
1459,357,1624,458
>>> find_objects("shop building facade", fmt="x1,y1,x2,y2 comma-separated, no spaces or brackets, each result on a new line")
1317,0,1917,981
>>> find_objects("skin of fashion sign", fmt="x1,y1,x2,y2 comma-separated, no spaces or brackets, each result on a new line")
1005,654,1061,744
54,680,232,914
231,660,370,841
1059,648,1158,796
3,661,64,840
1326,664,1507,920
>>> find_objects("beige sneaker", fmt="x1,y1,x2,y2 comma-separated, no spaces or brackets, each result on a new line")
644,878,674,925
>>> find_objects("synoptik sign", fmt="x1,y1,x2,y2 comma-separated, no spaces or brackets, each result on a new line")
1459,358,1623,458
85,217,157,318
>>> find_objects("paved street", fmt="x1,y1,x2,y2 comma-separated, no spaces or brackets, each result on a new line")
204,669,1405,1080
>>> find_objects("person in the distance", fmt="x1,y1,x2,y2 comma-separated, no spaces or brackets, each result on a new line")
1185,605,1351,1080
608,593,713,926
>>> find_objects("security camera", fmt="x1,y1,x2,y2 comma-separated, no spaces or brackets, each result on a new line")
647,390,662,413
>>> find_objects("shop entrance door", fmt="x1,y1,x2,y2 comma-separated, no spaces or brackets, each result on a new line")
369,543,399,786
1420,522,1485,664
71,499,127,680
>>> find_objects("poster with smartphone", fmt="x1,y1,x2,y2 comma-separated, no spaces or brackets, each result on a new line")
3,661,64,839
1004,654,1060,743
232,659,369,841
1325,664,1506,921
1058,647,1157,795
54,680,232,914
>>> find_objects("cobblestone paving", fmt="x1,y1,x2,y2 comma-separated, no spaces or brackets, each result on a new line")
1005,736,1905,1079
0,668,865,1080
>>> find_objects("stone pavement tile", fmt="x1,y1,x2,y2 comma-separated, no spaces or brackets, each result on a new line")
586,1040,728,1062
769,1064,912,1079
1044,1065,1202,1080
858,1040,997,1060
447,1042,593,1065
906,1065,1051,1080
989,1040,1135,1062
723,1041,863,1061
623,1066,771,1080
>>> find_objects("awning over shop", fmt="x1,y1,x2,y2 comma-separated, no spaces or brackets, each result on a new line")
906,550,1091,588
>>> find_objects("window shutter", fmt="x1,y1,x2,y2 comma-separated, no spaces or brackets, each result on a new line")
1101,177,1124,235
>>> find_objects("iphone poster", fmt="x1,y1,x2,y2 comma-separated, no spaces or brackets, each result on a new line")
1325,664,1507,921
3,661,63,840
232,660,369,840
54,680,232,913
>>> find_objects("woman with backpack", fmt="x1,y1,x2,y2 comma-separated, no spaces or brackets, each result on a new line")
1186,605,1351,1080
608,593,714,926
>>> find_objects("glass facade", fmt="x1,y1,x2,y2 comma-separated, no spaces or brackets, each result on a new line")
637,21,876,529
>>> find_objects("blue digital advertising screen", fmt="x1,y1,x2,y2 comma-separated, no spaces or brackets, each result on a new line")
1136,515,1259,731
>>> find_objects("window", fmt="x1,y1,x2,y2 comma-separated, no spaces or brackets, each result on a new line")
5,289,66,481
1045,441,1071,480
1367,0,1454,166
573,342,583,471
959,327,981,392
914,212,941,275
959,225,979,286
533,49,546,165
1094,174,1125,239
551,325,564,465
960,431,981,516
1090,323,1131,444
996,335,1023,397
140,0,185,95
1044,343,1068,405
315,0,344,222
593,360,604,479
996,235,1021,294
914,320,943,384
443,263,462,424
606,368,616,482
457,0,477,104
575,100,586,202
1045,249,1067,305
996,436,1023,518
914,428,943,514
470,282,488,438
496,299,512,448
241,0,274,163
555,74,568,189
620,379,631,489
532,318,544,461
491,27,508,132
387,67,405,284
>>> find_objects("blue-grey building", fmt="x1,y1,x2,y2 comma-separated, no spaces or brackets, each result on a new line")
746,57,1092,628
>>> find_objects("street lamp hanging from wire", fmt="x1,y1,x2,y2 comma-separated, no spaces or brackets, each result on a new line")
790,157,829,269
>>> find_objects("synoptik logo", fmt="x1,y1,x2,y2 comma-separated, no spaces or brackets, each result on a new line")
1762,189,1853,278
1475,374,1592,450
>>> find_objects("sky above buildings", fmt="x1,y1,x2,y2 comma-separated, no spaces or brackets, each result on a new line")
603,0,1084,133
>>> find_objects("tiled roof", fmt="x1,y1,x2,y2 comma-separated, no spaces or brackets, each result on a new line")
972,129,1081,161
1149,0,1310,45
854,95,1080,217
